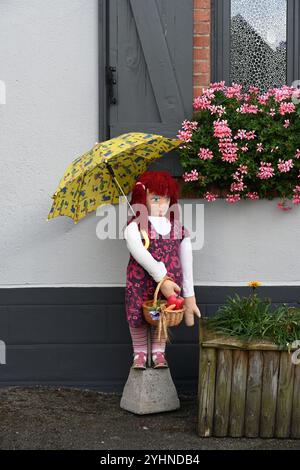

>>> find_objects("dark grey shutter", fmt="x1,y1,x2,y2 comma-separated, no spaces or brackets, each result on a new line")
107,0,193,143
287,0,300,86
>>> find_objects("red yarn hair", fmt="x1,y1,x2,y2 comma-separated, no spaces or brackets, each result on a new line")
126,171,180,229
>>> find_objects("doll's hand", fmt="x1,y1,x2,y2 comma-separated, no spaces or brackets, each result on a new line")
160,279,181,299
183,296,201,326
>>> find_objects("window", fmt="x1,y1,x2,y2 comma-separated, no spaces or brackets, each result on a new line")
212,0,300,92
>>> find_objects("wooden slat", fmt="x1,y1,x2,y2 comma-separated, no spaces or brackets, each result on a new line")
275,352,295,438
291,361,300,438
214,349,233,436
229,350,248,437
129,0,185,122
197,348,217,437
201,318,285,351
202,335,286,351
245,351,263,437
260,351,280,438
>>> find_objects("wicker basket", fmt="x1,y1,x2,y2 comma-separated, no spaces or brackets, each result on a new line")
142,276,184,341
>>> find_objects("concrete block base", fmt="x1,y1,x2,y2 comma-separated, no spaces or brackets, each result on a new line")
120,367,180,415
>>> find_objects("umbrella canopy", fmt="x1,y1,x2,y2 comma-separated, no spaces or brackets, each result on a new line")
47,132,181,224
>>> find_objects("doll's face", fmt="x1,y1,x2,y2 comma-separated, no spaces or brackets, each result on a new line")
146,190,170,217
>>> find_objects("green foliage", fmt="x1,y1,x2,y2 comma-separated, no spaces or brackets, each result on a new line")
206,292,300,348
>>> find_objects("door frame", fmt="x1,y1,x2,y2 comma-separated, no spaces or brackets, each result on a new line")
98,0,109,141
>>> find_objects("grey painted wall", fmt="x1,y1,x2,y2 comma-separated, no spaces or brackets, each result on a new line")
1,285,299,392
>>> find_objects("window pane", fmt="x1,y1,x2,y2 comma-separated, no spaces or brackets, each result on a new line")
230,0,287,91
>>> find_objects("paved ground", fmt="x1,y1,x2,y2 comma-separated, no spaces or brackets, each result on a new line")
0,386,299,450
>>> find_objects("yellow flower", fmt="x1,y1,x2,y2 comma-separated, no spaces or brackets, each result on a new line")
248,281,262,288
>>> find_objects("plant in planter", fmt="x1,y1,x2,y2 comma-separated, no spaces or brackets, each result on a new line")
206,281,300,349
178,82,300,210
198,281,300,439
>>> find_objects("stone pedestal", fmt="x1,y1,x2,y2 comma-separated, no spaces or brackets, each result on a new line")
120,327,180,414
120,367,180,415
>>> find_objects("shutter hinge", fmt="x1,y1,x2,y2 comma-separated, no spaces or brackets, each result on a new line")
105,66,117,105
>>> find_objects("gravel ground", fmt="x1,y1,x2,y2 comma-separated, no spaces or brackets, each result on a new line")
0,386,299,450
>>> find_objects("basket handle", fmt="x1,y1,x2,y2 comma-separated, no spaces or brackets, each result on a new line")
153,275,174,307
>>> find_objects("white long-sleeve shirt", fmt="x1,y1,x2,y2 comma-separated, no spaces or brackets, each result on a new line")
124,216,195,298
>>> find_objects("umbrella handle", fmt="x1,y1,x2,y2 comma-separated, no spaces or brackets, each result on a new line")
140,229,150,250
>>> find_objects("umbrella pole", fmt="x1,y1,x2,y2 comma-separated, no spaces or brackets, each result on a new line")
105,161,136,217
112,175,136,217
104,160,150,249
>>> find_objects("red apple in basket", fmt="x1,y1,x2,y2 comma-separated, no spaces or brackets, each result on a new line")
166,295,185,310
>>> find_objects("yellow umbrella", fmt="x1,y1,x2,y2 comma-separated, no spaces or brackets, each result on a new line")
47,132,181,225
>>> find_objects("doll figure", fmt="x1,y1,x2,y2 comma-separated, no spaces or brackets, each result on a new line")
123,171,201,370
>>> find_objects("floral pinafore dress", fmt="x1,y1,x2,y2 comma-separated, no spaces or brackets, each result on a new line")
125,216,189,328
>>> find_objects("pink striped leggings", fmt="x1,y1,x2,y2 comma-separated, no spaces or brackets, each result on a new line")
129,324,166,356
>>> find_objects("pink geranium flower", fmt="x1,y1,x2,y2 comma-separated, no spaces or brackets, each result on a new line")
232,170,243,182
273,85,295,102
193,95,211,111
257,162,275,179
238,164,248,174
208,104,226,117
202,88,215,99
279,102,296,115
256,143,264,153
226,193,241,203
268,108,276,117
234,129,247,140
210,81,226,91
198,148,214,160
249,86,260,94
177,130,192,142
246,192,259,200
204,191,219,202
277,159,294,173
182,119,198,131
258,94,270,105
182,169,199,182
236,104,259,114
218,138,238,163
292,186,300,205
224,83,243,100
230,181,247,192
213,119,232,139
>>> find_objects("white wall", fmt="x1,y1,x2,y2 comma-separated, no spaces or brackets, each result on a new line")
0,0,299,288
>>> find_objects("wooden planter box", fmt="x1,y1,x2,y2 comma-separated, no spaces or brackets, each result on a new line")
198,318,300,438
